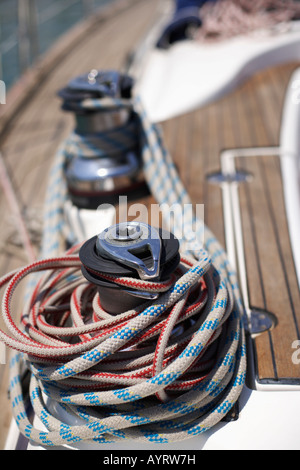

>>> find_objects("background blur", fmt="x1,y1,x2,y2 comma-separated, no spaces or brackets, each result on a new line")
0,0,112,90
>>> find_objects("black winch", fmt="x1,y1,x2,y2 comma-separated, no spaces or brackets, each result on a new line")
79,222,180,314
58,70,149,209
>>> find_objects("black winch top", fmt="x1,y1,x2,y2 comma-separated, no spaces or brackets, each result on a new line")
79,222,180,290
57,69,134,113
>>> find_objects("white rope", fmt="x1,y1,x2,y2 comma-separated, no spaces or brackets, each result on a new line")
2,93,246,447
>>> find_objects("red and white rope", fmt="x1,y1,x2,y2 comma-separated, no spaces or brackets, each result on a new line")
3,242,246,445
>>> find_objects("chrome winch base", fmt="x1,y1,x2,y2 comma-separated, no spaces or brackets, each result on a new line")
58,69,149,210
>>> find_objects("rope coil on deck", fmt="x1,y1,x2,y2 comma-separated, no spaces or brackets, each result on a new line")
1,93,246,447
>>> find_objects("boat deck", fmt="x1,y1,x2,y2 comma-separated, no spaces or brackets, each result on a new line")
159,64,300,385
0,0,300,450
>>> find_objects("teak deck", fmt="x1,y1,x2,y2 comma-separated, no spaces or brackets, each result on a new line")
0,0,300,449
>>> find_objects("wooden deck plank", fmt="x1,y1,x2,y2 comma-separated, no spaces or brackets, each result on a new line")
237,153,300,382
227,84,278,380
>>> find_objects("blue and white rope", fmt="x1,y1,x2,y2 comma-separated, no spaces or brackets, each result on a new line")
4,93,246,447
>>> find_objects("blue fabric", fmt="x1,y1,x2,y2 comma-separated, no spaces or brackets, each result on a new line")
175,0,214,10
156,11,201,49
156,0,219,49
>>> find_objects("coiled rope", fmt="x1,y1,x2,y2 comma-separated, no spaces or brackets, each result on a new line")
1,94,246,447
